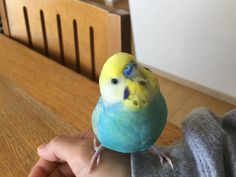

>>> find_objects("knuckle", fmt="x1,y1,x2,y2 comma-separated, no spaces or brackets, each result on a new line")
50,135,66,144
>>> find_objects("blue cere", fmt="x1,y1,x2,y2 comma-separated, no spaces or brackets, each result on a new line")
123,61,136,78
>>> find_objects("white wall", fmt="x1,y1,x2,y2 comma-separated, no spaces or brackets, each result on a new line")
129,0,236,102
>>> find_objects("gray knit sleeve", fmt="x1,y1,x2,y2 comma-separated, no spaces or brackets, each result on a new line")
130,107,236,177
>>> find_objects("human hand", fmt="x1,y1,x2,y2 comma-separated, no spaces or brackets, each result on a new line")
28,130,130,177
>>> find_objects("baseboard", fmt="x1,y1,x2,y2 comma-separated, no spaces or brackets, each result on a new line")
141,63,236,106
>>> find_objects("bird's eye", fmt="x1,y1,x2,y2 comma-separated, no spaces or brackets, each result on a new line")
111,78,119,85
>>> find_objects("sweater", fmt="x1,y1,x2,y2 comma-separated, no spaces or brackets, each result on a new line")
130,107,236,177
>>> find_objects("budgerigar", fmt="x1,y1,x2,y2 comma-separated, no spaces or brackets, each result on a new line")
89,52,172,172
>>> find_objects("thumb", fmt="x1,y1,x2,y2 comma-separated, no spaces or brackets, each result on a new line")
37,134,94,176
37,135,80,162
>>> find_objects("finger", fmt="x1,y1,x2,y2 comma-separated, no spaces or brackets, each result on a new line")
50,163,75,177
37,135,81,162
36,134,94,176
28,158,58,177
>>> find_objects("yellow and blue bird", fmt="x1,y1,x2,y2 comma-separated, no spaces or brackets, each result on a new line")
89,52,172,171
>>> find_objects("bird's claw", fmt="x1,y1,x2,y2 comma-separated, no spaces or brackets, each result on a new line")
158,150,173,169
148,146,173,169
88,138,104,173
93,138,101,165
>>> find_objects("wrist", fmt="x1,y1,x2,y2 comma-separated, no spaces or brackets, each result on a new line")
91,150,131,177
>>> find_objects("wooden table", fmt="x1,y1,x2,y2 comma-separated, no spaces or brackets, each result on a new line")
0,35,182,176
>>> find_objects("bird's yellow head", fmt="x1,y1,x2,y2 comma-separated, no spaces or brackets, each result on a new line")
99,52,159,109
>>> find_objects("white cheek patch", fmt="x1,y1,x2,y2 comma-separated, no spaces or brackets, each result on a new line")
101,79,126,104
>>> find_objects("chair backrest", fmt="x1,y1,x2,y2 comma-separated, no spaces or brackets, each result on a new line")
0,0,131,80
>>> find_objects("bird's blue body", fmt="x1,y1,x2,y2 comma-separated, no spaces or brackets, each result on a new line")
92,91,167,153
88,53,172,172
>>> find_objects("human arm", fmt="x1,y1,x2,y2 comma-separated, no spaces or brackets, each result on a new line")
131,107,236,177
28,131,131,177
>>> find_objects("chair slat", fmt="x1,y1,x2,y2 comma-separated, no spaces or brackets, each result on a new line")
0,0,10,35
60,17,77,70
43,6,62,63
27,6,45,53
4,1,28,45
78,24,93,78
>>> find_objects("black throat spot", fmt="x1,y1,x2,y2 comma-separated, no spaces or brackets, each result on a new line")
123,86,130,100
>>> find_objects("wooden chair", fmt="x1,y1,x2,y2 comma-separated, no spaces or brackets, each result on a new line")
0,0,131,80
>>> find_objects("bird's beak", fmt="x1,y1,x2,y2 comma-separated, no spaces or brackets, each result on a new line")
132,66,148,86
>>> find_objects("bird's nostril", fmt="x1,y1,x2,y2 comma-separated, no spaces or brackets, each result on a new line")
144,67,151,71
139,80,146,86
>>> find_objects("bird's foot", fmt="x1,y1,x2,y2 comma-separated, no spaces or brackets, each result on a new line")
148,145,173,169
88,138,104,173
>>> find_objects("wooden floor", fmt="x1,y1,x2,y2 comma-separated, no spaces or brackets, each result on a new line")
157,75,236,127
